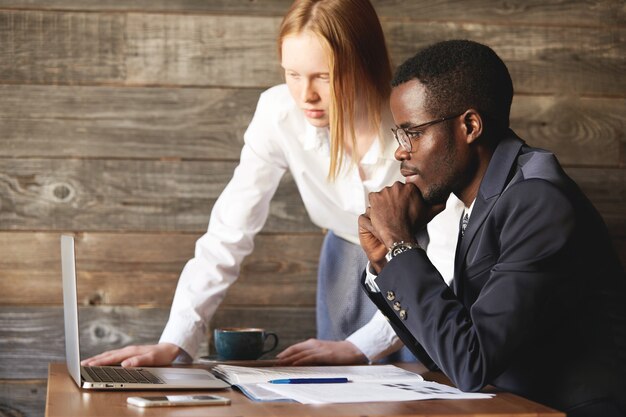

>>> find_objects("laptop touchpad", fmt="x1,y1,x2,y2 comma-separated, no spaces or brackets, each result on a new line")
160,370,215,381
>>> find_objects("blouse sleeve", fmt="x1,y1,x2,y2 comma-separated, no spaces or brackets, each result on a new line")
160,91,289,358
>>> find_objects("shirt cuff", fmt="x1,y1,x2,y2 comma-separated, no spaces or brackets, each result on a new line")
346,310,403,362
159,316,206,362
364,261,381,293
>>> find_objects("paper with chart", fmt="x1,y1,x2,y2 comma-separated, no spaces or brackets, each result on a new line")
211,364,424,401
211,364,493,403
259,379,494,404
211,364,424,385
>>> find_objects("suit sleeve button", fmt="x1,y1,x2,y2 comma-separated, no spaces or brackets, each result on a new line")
386,291,395,301
399,309,407,320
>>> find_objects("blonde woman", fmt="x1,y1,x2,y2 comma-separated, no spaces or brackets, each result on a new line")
83,0,462,367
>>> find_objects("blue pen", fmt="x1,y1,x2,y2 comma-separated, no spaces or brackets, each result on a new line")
269,377,350,384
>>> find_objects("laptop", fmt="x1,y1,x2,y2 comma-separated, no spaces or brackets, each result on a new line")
61,235,230,390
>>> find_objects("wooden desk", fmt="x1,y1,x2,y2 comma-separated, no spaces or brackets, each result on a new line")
45,363,564,416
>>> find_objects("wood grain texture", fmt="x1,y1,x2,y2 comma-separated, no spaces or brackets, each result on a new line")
6,159,625,235
0,10,127,85
0,306,315,379
1,10,623,95
0,159,315,232
124,13,282,88
0,232,321,306
1,85,624,166
374,0,626,26
511,95,626,167
0,85,259,159
1,161,623,237
382,21,625,97
0,380,46,417
0,0,622,26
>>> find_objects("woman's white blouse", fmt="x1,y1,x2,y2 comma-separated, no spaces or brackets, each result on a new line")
159,84,461,360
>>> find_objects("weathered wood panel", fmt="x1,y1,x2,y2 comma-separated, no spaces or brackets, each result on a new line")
0,380,46,417
0,11,127,85
0,0,622,27
130,16,626,96
0,306,172,379
0,159,315,232
1,85,624,167
1,10,624,95
0,306,315,379
383,21,626,97
2,225,625,307
510,95,626,167
0,232,321,306
373,0,626,26
0,85,259,159
3,159,623,234
124,14,282,88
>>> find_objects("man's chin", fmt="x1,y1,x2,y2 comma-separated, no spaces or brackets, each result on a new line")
423,188,451,206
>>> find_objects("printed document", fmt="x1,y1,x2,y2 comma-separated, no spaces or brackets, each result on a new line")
259,380,494,404
212,364,423,385
211,364,493,403
212,364,423,401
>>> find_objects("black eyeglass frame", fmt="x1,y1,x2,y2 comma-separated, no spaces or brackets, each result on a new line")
391,112,464,153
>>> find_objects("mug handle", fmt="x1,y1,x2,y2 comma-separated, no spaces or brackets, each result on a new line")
261,332,279,356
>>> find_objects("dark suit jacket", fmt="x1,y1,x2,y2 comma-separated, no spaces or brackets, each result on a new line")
363,132,626,415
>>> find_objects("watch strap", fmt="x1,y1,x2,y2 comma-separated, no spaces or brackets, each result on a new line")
385,241,419,261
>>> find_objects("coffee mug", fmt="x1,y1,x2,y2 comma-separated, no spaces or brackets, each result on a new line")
213,328,279,360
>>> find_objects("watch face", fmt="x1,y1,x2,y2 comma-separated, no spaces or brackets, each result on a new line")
392,246,407,257
388,242,417,259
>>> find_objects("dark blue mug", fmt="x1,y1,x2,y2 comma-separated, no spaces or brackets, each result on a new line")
213,328,279,360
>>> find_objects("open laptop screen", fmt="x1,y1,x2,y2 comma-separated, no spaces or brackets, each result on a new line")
61,235,83,387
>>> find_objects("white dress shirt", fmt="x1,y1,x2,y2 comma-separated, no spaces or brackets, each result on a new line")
159,84,462,361
364,193,465,291
351,193,463,360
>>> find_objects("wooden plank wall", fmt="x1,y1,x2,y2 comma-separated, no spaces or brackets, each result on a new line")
0,1,624,416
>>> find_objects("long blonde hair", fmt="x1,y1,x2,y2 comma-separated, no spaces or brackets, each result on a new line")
278,0,392,180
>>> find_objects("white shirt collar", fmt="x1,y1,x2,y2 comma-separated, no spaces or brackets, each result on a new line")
465,199,477,218
302,122,330,155
302,121,398,167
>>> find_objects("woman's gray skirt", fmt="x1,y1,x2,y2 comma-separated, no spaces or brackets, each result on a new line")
316,230,416,363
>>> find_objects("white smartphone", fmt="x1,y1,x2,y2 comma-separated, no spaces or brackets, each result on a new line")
127,394,231,407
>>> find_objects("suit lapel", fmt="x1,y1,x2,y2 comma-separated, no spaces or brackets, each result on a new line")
453,132,525,293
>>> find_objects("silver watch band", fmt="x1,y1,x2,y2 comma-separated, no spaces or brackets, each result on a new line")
385,241,419,261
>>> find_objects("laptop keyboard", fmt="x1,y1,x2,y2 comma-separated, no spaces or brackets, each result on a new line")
84,366,164,384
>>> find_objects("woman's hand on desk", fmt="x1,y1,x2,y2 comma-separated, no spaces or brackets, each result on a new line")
81,343,181,367
276,339,368,365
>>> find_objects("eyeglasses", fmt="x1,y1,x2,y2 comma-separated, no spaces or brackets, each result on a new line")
391,113,464,153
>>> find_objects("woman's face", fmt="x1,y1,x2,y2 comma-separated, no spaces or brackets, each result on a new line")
281,32,331,128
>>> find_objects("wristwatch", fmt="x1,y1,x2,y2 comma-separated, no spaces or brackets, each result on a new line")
385,241,420,262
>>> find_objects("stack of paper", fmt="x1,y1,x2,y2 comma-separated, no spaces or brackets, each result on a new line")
212,364,424,402
211,364,493,403
259,380,494,404
212,364,423,385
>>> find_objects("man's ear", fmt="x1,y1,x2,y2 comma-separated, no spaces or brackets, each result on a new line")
462,109,483,144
